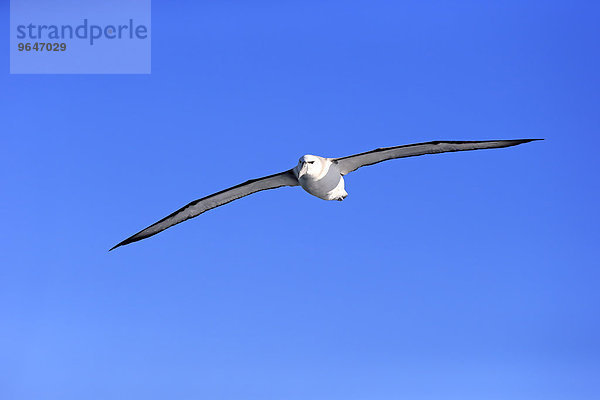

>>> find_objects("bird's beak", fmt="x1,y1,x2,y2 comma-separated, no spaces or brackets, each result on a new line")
297,162,309,178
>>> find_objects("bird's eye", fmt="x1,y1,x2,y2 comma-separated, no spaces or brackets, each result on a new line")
308,161,314,164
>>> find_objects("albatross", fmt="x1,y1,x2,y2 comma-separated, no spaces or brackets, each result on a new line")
110,139,540,250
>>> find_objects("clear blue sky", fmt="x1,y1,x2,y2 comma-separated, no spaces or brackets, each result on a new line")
2,1,599,399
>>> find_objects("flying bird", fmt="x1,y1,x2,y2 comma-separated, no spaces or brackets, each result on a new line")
110,139,540,250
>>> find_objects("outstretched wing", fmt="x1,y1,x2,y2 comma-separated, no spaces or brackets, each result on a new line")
334,139,541,175
110,169,298,250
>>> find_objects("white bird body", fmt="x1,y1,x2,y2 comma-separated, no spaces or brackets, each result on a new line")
294,155,348,201
111,139,541,250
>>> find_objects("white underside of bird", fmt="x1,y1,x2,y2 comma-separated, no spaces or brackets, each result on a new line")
295,155,348,201
110,139,541,250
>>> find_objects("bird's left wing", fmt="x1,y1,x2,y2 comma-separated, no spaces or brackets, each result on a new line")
110,169,298,250
333,139,541,175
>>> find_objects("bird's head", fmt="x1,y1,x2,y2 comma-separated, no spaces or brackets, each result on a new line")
295,154,323,179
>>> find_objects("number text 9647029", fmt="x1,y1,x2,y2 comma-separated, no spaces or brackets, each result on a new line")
18,42,67,52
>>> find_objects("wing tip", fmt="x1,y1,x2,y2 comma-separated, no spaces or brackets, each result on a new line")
108,237,137,252
109,242,124,252
511,138,544,146
518,138,544,142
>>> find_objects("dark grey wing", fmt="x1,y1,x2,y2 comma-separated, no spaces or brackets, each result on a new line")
110,169,298,250
334,139,541,175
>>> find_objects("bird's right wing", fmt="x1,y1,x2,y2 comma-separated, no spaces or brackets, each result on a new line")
110,169,298,250
334,139,541,175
